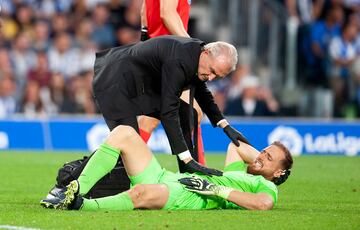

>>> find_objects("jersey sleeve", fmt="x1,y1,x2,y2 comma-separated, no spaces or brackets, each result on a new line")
224,179,278,210
160,59,189,154
256,180,278,204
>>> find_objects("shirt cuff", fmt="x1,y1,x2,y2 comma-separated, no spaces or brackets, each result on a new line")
217,119,227,127
177,150,191,160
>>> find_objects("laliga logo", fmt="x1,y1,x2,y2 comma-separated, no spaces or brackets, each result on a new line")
268,126,302,156
0,131,9,149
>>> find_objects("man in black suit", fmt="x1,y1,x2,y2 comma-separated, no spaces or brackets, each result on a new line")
86,35,247,186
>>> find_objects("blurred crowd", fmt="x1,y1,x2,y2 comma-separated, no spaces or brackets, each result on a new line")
0,0,142,118
207,60,281,118
0,0,359,119
284,0,360,118
208,0,360,118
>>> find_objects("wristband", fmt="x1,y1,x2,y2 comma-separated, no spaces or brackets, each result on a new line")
216,119,227,127
178,150,191,160
141,26,148,33
215,186,234,199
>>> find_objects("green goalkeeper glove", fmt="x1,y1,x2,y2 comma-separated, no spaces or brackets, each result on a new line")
178,177,233,199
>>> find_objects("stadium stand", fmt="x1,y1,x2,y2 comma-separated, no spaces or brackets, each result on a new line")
0,0,359,119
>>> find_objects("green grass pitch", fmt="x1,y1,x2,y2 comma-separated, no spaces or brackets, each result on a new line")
0,152,359,230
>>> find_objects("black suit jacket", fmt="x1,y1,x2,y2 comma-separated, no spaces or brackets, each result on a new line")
93,36,224,154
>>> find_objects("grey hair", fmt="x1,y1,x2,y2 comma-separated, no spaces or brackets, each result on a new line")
204,41,238,72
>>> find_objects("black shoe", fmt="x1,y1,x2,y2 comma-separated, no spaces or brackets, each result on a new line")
40,186,66,209
40,180,79,210
69,195,84,210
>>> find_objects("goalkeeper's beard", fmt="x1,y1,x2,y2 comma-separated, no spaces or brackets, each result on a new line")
247,166,261,175
247,160,263,175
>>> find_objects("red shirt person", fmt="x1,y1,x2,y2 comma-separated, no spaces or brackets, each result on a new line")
145,0,190,38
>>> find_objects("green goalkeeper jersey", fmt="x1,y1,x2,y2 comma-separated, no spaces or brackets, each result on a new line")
130,157,278,210
80,144,278,211
193,161,278,209
159,161,278,210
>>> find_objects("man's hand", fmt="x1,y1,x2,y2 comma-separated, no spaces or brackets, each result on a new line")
183,160,223,176
223,125,250,146
178,177,233,199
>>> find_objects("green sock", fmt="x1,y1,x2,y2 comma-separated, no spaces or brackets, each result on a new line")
81,192,134,211
78,143,120,195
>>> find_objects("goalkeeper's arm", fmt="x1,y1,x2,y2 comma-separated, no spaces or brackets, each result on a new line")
226,190,274,210
228,141,260,164
179,177,273,210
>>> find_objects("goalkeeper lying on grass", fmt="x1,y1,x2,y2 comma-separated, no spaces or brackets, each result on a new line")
41,125,293,211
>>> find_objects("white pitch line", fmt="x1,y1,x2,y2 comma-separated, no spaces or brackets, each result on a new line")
0,225,40,230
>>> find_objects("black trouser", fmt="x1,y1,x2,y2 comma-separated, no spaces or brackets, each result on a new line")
104,116,139,132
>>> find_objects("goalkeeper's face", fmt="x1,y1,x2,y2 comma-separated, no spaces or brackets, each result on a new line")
247,144,285,181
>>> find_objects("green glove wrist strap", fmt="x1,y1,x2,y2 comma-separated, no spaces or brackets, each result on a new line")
214,186,234,199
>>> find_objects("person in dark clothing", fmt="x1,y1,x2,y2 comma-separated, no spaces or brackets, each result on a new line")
92,35,248,175
225,76,279,117
139,0,208,170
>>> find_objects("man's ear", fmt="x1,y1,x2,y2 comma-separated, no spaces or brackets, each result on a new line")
203,49,210,55
199,50,208,61
273,169,285,179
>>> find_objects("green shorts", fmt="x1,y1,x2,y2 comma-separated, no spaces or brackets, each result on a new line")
128,156,209,210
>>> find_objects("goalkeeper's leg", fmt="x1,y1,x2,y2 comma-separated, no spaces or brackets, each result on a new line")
81,184,168,211
80,127,169,211
50,125,159,209
77,124,153,199
76,117,139,196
